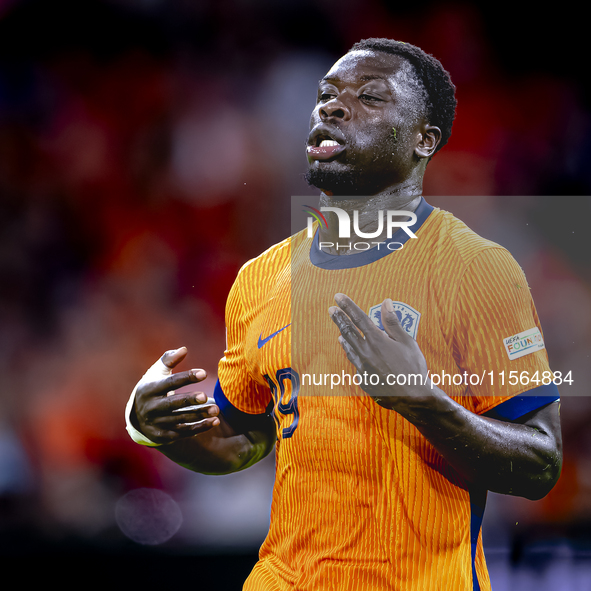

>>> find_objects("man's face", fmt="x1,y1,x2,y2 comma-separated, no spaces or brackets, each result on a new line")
305,50,428,196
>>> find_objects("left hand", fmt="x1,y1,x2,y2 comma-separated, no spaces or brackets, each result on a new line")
329,293,429,409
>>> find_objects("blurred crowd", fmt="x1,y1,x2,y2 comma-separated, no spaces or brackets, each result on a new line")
0,0,590,580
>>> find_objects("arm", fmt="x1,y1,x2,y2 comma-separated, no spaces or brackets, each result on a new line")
329,294,563,500
128,347,276,475
392,390,561,499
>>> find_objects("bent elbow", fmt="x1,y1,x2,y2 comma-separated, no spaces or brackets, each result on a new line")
523,455,563,501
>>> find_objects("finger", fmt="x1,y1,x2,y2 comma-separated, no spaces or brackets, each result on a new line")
329,306,364,349
380,299,408,341
338,335,363,372
157,390,210,413
151,402,219,425
166,390,208,402
161,347,188,370
142,348,192,384
140,369,207,399
334,293,379,338
143,348,207,383
176,416,221,433
148,416,220,442
171,408,220,425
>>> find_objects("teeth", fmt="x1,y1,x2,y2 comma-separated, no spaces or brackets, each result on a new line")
319,139,339,147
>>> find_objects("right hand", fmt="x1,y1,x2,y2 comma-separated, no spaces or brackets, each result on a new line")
132,347,220,445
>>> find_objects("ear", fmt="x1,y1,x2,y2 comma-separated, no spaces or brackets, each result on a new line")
415,124,441,159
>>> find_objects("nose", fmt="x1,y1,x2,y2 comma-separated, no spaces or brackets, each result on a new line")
319,96,351,121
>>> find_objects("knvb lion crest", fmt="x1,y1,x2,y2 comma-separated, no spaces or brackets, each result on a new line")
368,301,421,340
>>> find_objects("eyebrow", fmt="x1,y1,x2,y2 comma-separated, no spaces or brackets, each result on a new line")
320,74,388,83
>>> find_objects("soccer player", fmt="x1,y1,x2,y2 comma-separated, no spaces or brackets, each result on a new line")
125,39,562,590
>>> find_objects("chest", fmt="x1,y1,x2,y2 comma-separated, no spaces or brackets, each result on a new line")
248,254,452,375
244,252,456,445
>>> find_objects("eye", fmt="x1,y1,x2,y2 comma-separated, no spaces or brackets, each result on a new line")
319,92,336,102
359,93,383,103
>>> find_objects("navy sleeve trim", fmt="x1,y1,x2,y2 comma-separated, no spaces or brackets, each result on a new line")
213,379,273,433
485,383,560,421
469,489,486,591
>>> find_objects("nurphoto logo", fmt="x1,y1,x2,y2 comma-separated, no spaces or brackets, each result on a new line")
303,205,418,252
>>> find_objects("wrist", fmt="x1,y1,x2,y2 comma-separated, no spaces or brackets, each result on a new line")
125,386,163,447
387,382,454,424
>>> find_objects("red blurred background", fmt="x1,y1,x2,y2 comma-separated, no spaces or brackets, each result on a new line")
0,1,590,587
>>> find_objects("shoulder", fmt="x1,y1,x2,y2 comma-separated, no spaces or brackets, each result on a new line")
236,235,291,279
426,206,520,276
232,229,307,301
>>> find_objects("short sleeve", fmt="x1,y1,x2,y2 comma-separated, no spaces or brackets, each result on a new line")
215,271,273,429
452,248,559,416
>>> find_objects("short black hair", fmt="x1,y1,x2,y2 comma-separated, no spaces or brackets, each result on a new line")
349,38,457,153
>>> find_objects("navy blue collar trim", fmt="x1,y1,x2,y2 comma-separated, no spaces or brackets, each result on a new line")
308,197,434,270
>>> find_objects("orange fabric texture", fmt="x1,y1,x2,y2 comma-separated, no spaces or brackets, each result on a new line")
217,203,554,590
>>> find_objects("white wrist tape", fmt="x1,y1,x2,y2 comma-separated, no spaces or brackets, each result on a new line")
125,355,176,447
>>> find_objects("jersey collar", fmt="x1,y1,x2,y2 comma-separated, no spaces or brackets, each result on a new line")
308,197,434,270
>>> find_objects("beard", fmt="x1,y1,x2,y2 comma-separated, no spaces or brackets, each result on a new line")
305,136,401,196
305,167,361,195
305,166,395,197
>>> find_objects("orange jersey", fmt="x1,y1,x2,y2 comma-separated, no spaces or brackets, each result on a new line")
215,198,559,591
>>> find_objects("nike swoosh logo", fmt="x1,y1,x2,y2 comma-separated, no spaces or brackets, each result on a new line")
258,323,291,349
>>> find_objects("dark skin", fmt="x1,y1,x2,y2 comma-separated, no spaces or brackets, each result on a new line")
130,347,275,475
329,295,562,499
130,49,562,499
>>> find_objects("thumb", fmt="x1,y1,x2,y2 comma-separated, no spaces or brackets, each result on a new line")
381,299,406,340
161,346,188,370
141,347,188,383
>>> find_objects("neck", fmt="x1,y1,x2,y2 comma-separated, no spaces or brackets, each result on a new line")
317,183,423,255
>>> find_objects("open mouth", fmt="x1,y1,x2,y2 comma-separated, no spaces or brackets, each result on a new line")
307,131,346,161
